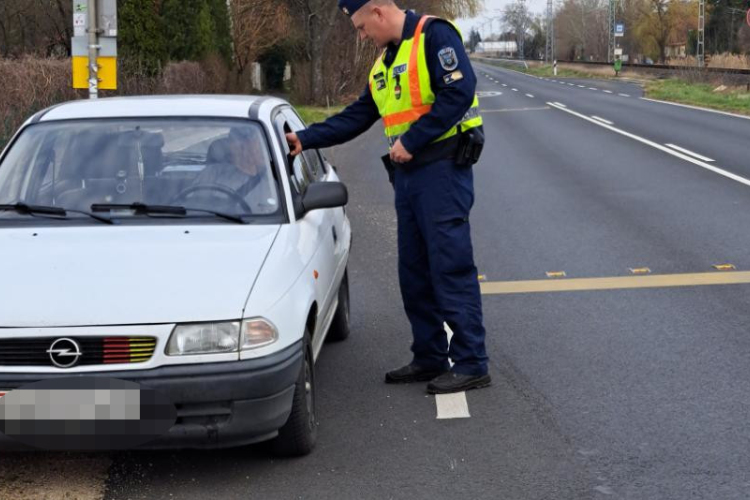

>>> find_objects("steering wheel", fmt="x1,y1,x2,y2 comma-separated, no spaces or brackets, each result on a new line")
172,184,252,213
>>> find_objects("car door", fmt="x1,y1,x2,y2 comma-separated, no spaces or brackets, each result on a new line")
275,109,339,342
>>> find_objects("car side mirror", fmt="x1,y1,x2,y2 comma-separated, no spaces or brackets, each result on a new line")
301,182,348,214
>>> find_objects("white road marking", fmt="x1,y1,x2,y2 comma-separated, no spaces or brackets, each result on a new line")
552,102,567,108
588,87,598,90
640,97,750,121
436,392,471,419
619,93,630,97
591,115,614,125
578,85,586,88
665,143,714,162
502,84,508,87
546,102,750,188
603,90,613,94
526,93,534,98
512,88,518,91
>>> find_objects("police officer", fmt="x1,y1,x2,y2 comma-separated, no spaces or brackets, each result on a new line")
286,0,490,394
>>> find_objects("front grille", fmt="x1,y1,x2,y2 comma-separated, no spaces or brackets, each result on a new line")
0,337,157,367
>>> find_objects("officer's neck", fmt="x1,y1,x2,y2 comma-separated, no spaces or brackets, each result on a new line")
388,9,407,45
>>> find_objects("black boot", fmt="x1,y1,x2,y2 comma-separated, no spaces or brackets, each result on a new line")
385,363,449,384
426,372,491,394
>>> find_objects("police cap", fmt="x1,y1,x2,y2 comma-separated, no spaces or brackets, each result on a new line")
338,0,370,16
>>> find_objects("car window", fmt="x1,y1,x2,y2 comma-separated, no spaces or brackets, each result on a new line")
0,119,282,221
274,110,314,195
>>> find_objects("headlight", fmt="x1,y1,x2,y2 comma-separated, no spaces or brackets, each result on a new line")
166,318,278,356
241,318,278,350
166,321,240,355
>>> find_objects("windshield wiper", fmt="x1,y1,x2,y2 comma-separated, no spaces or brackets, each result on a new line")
0,202,114,224
92,203,246,224
183,207,246,224
0,202,66,217
92,202,187,216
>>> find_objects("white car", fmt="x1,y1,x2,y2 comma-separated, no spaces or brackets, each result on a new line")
0,95,352,456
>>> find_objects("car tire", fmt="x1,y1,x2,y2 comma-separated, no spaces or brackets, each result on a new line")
271,330,317,457
326,269,350,342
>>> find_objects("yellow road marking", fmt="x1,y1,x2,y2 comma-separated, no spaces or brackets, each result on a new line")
713,263,736,271
629,267,651,275
546,271,567,278
480,271,750,295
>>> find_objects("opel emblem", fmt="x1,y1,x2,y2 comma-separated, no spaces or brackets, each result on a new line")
47,338,83,368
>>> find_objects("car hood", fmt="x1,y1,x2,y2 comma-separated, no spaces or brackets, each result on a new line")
0,224,280,327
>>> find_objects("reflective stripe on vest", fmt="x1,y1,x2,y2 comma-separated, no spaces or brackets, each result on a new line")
368,16,482,147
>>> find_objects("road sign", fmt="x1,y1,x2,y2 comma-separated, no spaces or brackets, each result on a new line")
615,23,625,37
72,56,117,90
71,0,118,95
72,0,117,36
614,48,623,56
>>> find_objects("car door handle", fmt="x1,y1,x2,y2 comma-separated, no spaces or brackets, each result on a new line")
332,225,337,243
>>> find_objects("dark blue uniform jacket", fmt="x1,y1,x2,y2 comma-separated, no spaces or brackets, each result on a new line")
297,10,478,166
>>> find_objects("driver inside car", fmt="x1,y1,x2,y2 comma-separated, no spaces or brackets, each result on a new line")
187,125,278,213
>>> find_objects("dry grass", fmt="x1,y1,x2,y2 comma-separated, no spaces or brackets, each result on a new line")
0,55,236,150
707,53,750,70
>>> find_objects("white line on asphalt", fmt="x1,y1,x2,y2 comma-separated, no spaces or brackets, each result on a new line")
603,90,613,94
526,93,534,98
578,85,586,88
552,102,567,108
588,87,598,90
619,93,630,97
568,83,575,86
640,97,750,121
546,102,750,188
591,115,614,125
512,88,518,91
436,392,471,419
502,84,507,87
665,143,714,162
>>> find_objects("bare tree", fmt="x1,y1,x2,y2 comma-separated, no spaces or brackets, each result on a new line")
502,0,532,57
230,0,291,88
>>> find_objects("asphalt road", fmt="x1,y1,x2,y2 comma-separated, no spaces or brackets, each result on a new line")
6,64,750,499
105,64,750,500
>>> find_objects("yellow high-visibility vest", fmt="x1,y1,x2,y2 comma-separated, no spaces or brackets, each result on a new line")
368,15,483,148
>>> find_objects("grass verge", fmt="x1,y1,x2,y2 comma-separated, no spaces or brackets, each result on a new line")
644,79,750,116
295,105,345,124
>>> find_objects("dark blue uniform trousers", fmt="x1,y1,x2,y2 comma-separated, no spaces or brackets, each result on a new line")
394,158,489,376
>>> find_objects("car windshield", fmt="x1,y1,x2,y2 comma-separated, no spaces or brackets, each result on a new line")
0,118,282,222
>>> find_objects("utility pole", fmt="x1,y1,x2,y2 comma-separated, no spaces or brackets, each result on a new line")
545,0,554,63
87,0,99,99
697,0,705,67
608,0,616,63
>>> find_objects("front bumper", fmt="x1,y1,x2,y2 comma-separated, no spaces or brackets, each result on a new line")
0,340,303,450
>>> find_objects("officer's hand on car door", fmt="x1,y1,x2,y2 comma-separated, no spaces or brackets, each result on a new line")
286,133,303,156
389,139,413,163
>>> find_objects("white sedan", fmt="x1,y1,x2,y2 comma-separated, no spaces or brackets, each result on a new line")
0,95,351,456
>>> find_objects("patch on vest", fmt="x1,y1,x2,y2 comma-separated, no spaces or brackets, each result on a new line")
443,70,464,84
373,71,385,80
376,79,386,91
438,47,459,71
392,64,407,77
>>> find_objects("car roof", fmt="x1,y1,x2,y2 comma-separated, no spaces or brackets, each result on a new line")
36,95,290,122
